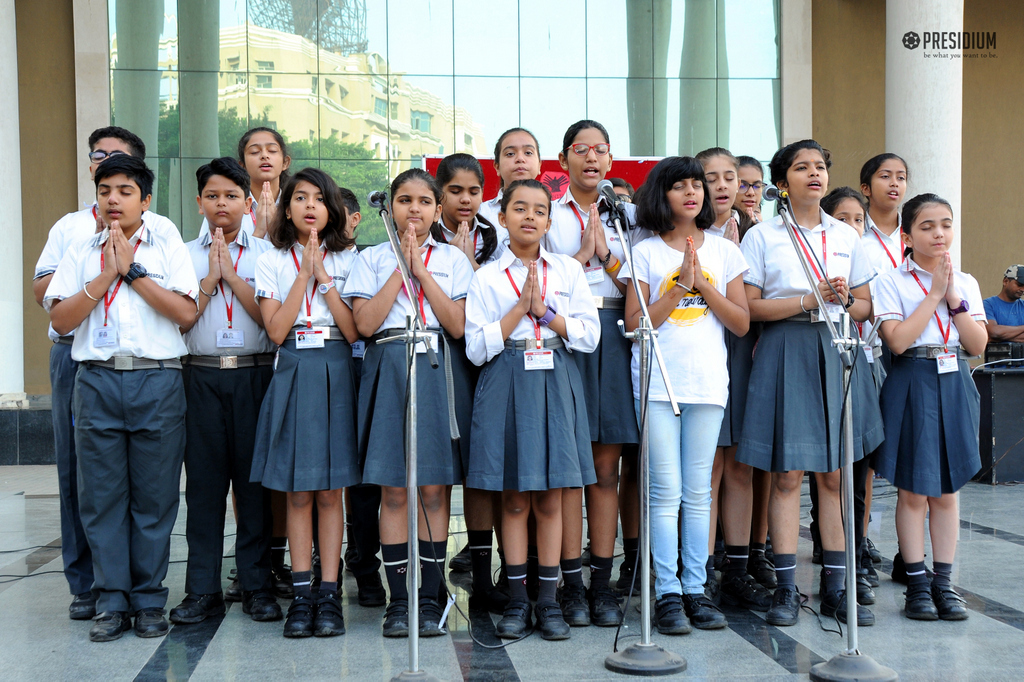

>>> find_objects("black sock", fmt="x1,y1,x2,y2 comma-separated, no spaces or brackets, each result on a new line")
932,561,953,591
527,545,539,588
750,542,766,556
507,562,528,602
774,553,797,589
468,530,495,593
538,564,559,604
906,560,929,589
418,539,447,603
822,550,846,594
705,555,715,576
622,537,639,568
381,543,409,602
292,570,312,598
560,557,584,589
724,545,749,579
271,537,287,568
319,580,338,596
590,554,613,590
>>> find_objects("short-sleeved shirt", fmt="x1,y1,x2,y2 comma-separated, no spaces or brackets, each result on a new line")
619,233,749,407
255,243,358,328
873,258,986,348
342,235,474,334
861,214,905,278
439,215,507,265
184,229,275,356
477,190,503,228
43,219,199,362
983,295,1024,327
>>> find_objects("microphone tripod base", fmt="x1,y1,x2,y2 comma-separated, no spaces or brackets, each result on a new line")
390,670,441,682
605,643,686,677
809,652,898,682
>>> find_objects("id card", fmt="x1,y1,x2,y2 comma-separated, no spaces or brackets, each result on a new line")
584,261,605,285
415,333,438,355
524,349,554,370
864,345,875,364
295,327,326,349
216,329,244,348
810,303,845,324
936,353,958,374
93,327,117,348
351,339,365,359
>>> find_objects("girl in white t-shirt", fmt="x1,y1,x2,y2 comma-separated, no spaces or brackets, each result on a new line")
621,156,749,634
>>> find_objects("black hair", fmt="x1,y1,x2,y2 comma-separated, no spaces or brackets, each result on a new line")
610,177,634,197
432,153,499,263
237,126,292,188
94,154,154,198
634,156,715,233
737,156,764,176
89,126,146,159
337,187,361,216
390,168,443,236
695,146,739,170
269,167,352,252
196,157,250,196
768,139,832,187
821,186,868,219
492,127,541,189
859,153,909,191
561,119,610,155
900,193,953,259
499,179,552,215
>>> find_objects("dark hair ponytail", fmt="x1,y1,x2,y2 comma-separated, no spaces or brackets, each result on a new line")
900,192,953,259
432,153,499,262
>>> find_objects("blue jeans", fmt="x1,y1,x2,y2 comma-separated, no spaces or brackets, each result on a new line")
637,400,724,597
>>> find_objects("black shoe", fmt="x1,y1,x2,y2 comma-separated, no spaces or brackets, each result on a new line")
713,543,726,572
243,590,283,622
856,571,876,605
615,559,639,595
766,586,801,626
581,542,592,566
559,583,591,626
862,559,880,588
448,543,472,573
749,553,777,589
170,593,226,624
931,584,968,621
587,583,623,626
536,600,570,640
496,600,532,639
283,595,315,638
69,593,97,621
313,591,345,636
344,540,360,573
382,599,410,638
764,539,774,564
526,562,540,602
891,552,908,585
89,611,132,642
134,609,170,638
272,565,294,599
224,577,242,602
820,589,874,626
654,593,692,635
720,573,773,612
811,544,823,565
418,597,446,636
682,593,727,629
865,537,882,564
703,571,721,606
355,571,387,607
468,585,510,614
904,584,939,620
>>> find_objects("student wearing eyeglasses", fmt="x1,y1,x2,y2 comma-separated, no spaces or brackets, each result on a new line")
734,156,766,225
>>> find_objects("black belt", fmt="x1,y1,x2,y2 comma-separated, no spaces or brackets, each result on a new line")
593,296,625,310
900,346,965,360
505,336,565,350
85,357,182,371
55,336,74,346
182,353,275,369
284,326,344,341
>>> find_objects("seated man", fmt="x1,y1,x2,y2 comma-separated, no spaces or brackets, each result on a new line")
984,265,1024,342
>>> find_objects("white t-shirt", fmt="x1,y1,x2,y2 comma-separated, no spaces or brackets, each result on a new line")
619,233,749,407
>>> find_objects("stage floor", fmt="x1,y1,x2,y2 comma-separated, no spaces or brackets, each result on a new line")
2,465,1022,681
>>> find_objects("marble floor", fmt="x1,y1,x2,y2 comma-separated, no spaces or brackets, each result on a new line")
2,465,1023,681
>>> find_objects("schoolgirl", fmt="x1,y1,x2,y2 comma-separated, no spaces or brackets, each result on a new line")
342,168,474,638
738,139,883,627
622,156,750,633
464,178,600,640
735,155,766,225
873,193,986,621
547,119,643,627
695,147,772,612
251,167,361,638
822,187,868,236
478,127,542,227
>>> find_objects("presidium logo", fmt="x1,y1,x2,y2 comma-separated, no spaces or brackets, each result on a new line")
902,30,997,58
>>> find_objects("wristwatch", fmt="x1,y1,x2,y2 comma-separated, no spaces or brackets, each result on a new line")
843,291,856,310
124,262,148,286
948,299,970,316
537,304,557,326
318,280,336,295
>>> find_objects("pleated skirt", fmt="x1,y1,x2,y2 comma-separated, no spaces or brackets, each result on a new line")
573,309,640,445
717,327,758,447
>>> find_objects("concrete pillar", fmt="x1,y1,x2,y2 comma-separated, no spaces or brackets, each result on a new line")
780,0,813,144
886,0,964,265
1,0,25,404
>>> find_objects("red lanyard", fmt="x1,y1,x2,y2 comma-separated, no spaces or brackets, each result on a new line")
504,260,549,344
473,230,479,255
290,247,314,328
99,228,144,326
218,245,244,328
568,202,588,238
907,267,952,350
415,247,434,322
872,228,901,269
794,225,827,281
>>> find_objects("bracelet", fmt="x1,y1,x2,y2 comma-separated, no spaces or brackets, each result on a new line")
675,281,692,295
198,281,218,298
83,281,101,302
599,251,613,267
799,295,809,313
604,257,621,275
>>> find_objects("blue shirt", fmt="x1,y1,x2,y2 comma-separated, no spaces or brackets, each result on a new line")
983,295,1024,327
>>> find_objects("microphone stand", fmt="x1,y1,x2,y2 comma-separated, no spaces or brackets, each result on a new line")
773,195,897,682
602,199,686,677
374,197,441,682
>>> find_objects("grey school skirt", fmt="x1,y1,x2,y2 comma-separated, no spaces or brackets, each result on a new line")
717,327,758,448
467,343,596,492
736,319,885,473
250,339,360,492
875,355,980,497
573,308,640,445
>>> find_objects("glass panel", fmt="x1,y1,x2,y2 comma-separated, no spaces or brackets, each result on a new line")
586,0,654,79
586,78,655,157
387,0,454,77
246,72,321,154
519,0,587,78
388,75,455,161
179,71,243,161
317,75,388,160
720,0,779,79
718,79,780,161
654,78,717,156
109,0,176,71
519,78,587,154
658,0,717,79
177,157,211,241
246,0,319,73
313,0,383,73
317,159,390,245
147,156,184,234
112,70,179,159
454,76,519,159
453,0,518,77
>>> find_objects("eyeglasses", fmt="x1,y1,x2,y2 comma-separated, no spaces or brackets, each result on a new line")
739,181,766,192
568,143,610,157
88,149,127,163
615,194,632,203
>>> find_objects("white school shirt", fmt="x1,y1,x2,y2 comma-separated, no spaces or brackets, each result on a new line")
872,258,986,348
464,245,600,366
545,188,648,299
705,210,740,239
197,190,278,240
34,205,178,341
618,234,749,407
477,189,503,228
254,244,357,328
184,229,275,356
43,219,199,362
342,235,474,334
861,213,905,283
740,210,876,299
439,215,508,265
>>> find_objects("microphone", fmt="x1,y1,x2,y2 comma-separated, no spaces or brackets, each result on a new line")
597,179,623,209
763,185,788,202
367,190,388,208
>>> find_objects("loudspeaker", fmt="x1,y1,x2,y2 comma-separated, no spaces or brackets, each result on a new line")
974,368,1024,484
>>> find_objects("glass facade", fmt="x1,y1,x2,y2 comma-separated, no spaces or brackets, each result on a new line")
108,0,780,244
